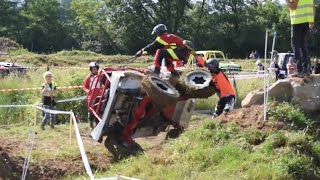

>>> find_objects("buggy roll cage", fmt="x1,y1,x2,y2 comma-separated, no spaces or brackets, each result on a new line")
87,67,146,122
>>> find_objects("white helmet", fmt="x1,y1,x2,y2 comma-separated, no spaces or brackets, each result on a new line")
89,62,99,71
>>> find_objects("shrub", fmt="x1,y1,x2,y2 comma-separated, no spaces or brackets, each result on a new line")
269,102,312,129
261,132,287,154
287,132,312,153
280,155,314,179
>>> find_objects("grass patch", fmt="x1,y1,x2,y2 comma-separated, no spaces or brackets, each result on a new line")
0,123,110,162
0,49,153,67
74,118,319,180
269,102,313,129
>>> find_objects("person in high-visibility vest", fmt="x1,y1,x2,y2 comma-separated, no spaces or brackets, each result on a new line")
41,71,57,130
206,59,236,118
286,0,315,77
135,24,194,77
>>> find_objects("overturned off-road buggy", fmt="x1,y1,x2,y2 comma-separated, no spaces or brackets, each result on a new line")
86,67,215,160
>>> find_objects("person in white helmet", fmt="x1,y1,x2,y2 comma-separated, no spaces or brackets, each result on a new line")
83,62,101,129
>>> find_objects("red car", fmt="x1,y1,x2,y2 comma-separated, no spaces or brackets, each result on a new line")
86,67,214,159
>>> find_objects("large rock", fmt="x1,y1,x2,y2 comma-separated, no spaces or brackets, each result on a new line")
242,75,320,113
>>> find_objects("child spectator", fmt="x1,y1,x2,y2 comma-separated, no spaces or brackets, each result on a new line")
287,57,297,76
41,71,57,130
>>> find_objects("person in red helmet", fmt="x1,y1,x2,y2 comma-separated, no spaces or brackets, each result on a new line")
83,62,102,129
206,58,236,118
135,24,194,77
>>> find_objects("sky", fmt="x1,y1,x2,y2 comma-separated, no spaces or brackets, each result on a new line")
279,0,286,4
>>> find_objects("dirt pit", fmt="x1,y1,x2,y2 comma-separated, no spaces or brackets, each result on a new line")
0,144,109,180
217,105,282,131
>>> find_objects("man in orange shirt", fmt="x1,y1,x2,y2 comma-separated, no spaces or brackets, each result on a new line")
83,62,101,129
206,58,236,118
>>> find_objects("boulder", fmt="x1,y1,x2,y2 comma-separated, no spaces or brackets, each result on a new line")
242,75,320,113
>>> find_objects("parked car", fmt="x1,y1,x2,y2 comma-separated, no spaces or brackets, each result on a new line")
191,50,242,71
275,52,294,79
0,62,27,77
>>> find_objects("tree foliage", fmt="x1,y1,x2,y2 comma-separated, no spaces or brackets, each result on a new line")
0,0,319,58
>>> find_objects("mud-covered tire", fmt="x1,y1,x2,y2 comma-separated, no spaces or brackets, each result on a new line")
176,70,215,99
165,128,184,140
141,75,179,108
104,137,144,160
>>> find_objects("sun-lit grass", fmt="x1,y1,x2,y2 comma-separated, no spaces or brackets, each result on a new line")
2,50,318,180
73,115,317,180
0,49,153,67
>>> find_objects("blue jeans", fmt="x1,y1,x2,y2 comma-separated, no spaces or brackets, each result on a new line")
41,105,56,127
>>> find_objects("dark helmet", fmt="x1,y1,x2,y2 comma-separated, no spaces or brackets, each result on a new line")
151,24,167,35
206,58,219,68
89,62,99,71
183,40,195,50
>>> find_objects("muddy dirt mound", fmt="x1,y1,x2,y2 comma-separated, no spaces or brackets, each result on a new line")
0,146,109,180
217,105,278,131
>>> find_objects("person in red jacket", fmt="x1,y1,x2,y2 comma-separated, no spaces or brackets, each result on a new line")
135,24,193,77
206,58,236,118
83,62,102,129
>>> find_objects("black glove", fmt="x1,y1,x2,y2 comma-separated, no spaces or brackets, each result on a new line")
135,50,143,57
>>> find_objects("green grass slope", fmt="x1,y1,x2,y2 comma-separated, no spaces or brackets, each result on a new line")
75,103,319,180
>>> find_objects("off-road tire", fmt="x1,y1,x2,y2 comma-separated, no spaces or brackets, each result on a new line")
104,137,144,160
176,69,215,99
141,75,179,108
165,128,184,140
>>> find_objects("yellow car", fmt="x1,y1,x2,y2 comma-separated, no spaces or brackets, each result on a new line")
186,50,242,71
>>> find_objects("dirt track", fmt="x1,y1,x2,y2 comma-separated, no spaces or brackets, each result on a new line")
0,107,273,179
0,130,168,180
0,138,110,180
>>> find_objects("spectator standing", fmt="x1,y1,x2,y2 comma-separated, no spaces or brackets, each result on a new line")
253,50,260,59
255,60,265,73
270,57,280,80
41,71,57,130
287,57,298,76
312,58,320,74
285,0,315,77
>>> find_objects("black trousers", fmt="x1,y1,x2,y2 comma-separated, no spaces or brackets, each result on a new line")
155,48,187,69
214,95,235,116
291,23,310,73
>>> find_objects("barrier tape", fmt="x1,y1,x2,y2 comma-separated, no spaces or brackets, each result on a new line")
24,66,88,70
0,85,82,92
21,129,36,180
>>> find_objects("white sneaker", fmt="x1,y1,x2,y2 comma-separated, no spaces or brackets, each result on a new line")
212,113,218,119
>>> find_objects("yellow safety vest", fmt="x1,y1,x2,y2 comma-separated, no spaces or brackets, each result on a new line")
42,82,57,97
290,0,314,25
156,37,179,60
